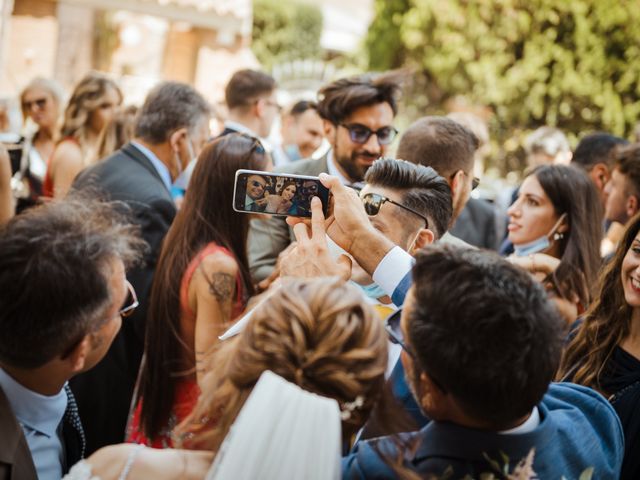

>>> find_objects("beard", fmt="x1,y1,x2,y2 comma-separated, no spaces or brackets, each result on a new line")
334,149,379,183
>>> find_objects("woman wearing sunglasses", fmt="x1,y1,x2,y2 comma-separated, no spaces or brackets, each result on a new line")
17,77,64,208
43,73,122,198
507,164,602,323
127,133,267,448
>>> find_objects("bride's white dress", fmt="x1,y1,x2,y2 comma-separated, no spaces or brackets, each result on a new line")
63,371,342,480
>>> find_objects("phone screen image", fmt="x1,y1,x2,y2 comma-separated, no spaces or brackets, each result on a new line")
233,170,331,218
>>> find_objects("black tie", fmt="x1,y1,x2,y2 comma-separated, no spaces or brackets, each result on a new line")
63,385,86,461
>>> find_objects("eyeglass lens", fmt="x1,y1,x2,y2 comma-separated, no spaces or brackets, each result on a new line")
344,124,397,145
362,194,383,216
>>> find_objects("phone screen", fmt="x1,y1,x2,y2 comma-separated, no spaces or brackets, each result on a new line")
233,170,331,218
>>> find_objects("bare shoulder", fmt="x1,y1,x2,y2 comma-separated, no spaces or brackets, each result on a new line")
192,250,239,303
198,250,239,277
51,140,83,168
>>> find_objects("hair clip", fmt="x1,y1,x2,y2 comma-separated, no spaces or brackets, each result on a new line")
340,395,365,421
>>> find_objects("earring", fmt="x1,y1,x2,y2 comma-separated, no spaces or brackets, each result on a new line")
553,232,564,241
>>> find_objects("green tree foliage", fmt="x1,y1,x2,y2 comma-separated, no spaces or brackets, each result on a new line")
365,0,640,168
252,0,323,69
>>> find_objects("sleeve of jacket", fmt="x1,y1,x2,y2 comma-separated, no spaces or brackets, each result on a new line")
342,437,399,480
248,215,292,282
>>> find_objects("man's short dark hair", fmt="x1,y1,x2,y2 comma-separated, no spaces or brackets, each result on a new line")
288,99,318,118
397,116,479,178
615,143,640,197
407,245,564,428
134,82,210,144
316,71,404,125
364,158,452,239
572,132,629,171
0,198,145,369
225,69,276,110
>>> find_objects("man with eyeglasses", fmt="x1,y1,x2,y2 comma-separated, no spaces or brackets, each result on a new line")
279,185,623,479
0,198,144,480
249,71,405,282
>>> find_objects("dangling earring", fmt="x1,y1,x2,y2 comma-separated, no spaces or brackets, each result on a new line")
553,232,564,241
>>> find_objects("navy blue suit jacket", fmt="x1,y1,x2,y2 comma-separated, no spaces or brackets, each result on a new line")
343,383,623,479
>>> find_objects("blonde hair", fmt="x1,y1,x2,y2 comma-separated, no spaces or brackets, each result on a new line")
94,105,138,161
176,277,388,450
20,77,65,121
60,72,122,147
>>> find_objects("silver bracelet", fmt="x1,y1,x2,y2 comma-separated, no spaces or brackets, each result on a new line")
118,444,145,480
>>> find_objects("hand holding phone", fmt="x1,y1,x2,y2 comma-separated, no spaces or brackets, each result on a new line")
233,169,331,218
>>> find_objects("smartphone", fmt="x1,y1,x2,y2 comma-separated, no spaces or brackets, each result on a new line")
233,169,331,218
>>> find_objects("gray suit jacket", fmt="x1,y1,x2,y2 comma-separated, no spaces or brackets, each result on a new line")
248,152,330,281
0,387,37,480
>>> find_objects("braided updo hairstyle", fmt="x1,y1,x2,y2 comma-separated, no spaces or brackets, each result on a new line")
177,277,388,450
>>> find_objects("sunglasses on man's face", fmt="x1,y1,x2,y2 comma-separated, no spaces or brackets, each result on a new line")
22,98,48,111
250,180,266,189
361,193,429,229
339,123,398,146
384,309,448,394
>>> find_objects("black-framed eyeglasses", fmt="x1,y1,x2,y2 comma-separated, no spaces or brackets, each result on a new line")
384,309,448,394
250,180,266,189
119,280,139,318
339,123,398,146
361,192,429,229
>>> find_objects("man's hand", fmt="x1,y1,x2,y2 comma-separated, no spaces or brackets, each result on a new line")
288,174,395,276
281,196,352,280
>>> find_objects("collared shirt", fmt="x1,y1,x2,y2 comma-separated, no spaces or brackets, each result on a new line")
130,141,173,194
372,246,415,299
245,194,262,211
326,150,353,186
223,120,259,138
0,368,67,480
500,407,541,435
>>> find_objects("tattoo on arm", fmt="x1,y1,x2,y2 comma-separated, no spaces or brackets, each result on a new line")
208,272,235,303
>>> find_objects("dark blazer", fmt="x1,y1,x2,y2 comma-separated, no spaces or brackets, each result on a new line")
217,126,242,138
343,383,623,479
248,152,330,281
449,197,499,250
69,143,176,454
0,387,37,480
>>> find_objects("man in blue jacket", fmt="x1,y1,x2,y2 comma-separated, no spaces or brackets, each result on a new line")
283,175,624,479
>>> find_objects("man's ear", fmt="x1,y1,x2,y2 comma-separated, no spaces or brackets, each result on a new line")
409,228,435,255
627,195,639,219
418,371,447,415
591,163,610,193
254,98,266,118
63,335,92,374
169,127,188,153
323,119,336,139
449,170,465,201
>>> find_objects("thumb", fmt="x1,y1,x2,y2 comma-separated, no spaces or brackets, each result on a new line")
336,254,353,281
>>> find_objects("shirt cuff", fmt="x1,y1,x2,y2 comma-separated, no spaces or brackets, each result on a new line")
372,246,415,298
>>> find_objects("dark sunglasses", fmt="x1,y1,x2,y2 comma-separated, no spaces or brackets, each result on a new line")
361,193,429,229
119,280,139,318
384,309,448,394
339,123,398,146
451,170,480,191
22,98,48,111
250,180,266,189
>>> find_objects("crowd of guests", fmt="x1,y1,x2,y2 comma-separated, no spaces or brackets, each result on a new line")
1,67,640,480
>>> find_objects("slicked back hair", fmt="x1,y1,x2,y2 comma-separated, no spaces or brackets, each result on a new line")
407,245,564,428
364,158,452,239
316,71,404,125
0,197,145,369
397,116,479,178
